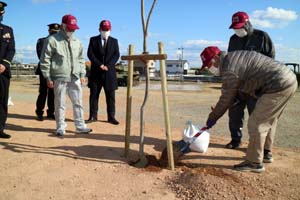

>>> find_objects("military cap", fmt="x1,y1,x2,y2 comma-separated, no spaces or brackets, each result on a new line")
0,1,7,14
48,23,60,32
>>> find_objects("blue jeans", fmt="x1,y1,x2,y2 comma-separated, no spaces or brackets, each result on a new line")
228,94,257,144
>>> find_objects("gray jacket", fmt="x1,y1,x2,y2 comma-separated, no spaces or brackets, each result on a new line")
40,30,86,82
209,50,297,121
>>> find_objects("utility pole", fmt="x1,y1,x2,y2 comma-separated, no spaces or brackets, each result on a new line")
178,46,184,73
178,47,184,81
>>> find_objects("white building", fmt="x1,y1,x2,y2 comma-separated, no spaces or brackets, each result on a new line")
165,60,189,74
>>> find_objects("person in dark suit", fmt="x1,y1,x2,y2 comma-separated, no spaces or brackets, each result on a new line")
87,20,120,125
0,1,15,138
35,23,60,121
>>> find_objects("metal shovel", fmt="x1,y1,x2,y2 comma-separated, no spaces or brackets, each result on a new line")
160,126,208,165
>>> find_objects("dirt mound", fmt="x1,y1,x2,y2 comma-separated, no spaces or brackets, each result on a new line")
166,166,257,200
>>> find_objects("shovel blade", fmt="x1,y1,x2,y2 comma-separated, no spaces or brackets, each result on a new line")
159,140,191,167
133,155,148,168
177,139,191,154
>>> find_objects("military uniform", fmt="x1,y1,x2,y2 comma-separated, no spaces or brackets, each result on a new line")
0,1,15,138
35,23,60,121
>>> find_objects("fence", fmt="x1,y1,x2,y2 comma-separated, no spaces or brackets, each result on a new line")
10,64,38,79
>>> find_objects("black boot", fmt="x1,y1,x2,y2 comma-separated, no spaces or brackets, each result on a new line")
0,132,11,139
86,116,97,123
46,114,55,120
36,110,44,121
47,110,55,120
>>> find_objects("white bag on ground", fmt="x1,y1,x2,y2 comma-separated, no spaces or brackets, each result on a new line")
182,121,210,153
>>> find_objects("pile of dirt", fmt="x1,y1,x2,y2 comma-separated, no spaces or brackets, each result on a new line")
166,166,259,200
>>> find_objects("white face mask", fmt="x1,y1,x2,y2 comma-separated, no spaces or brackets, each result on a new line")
62,24,74,39
234,28,247,38
100,30,110,39
208,66,220,76
208,59,220,76
65,31,74,38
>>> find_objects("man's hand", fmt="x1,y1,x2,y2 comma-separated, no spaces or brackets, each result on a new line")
0,64,6,74
100,64,108,71
80,77,86,85
206,119,216,129
47,80,54,88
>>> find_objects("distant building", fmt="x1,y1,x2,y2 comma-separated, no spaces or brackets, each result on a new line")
165,60,189,74
11,63,37,70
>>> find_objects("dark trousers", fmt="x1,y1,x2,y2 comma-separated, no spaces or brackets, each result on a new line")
0,75,9,133
35,75,54,116
89,80,116,120
228,95,257,143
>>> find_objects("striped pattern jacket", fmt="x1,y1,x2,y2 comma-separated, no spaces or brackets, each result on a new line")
209,50,297,122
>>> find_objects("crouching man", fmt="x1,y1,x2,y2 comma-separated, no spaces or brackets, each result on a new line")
200,46,297,173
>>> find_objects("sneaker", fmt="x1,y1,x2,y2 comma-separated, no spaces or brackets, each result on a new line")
0,132,11,139
263,150,274,163
225,140,241,149
234,160,265,173
56,130,65,137
76,128,92,134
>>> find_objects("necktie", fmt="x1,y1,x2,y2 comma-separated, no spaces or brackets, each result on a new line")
103,39,107,49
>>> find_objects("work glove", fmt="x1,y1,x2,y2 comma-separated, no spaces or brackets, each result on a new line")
206,119,216,129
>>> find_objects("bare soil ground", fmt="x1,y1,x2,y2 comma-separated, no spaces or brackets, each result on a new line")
0,79,300,200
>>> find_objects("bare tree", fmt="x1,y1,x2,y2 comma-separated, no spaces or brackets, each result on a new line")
141,0,157,53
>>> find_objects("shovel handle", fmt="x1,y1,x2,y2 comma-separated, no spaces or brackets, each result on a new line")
186,126,208,145
179,126,209,153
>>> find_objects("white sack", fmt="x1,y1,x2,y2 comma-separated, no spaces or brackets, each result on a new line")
182,121,210,153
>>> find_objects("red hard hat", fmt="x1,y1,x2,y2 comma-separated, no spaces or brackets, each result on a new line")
200,46,220,69
100,20,111,31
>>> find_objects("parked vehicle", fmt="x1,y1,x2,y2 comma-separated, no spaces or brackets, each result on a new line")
115,62,140,87
285,63,300,86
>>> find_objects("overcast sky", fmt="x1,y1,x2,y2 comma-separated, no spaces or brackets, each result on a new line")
4,0,300,67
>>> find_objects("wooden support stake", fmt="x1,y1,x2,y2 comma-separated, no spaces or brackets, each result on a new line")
124,45,134,157
158,42,175,170
121,46,174,170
